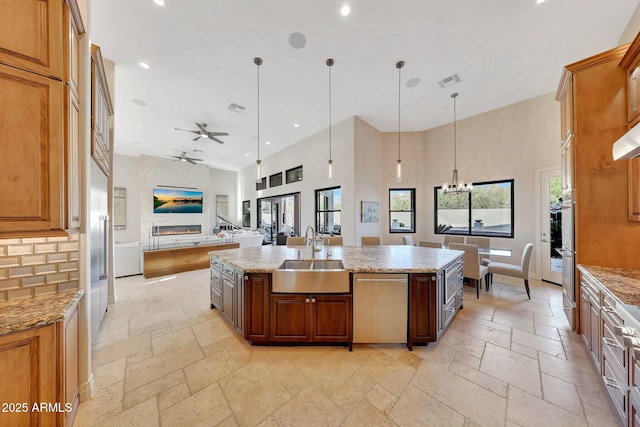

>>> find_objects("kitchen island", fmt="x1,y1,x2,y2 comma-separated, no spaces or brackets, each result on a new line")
210,245,463,350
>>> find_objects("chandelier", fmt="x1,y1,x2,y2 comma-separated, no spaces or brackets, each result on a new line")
442,92,472,194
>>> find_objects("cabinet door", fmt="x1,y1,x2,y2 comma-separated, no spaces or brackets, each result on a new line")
221,276,234,324
66,87,81,229
561,138,574,194
408,274,437,349
631,391,640,427
630,157,640,222
244,273,270,342
0,325,57,426
0,0,65,79
270,294,310,342
589,304,601,368
630,66,640,123
579,287,590,346
0,63,64,234
311,295,352,342
560,76,574,142
234,272,244,332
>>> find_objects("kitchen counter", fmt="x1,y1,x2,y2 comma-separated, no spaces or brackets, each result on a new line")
209,245,463,273
0,289,84,335
578,264,640,306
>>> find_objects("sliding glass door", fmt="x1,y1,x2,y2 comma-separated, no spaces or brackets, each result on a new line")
257,193,301,244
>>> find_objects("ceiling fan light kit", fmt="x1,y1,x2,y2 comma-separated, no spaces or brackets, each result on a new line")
174,122,228,144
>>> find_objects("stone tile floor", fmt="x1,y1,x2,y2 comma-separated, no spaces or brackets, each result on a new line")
75,270,621,426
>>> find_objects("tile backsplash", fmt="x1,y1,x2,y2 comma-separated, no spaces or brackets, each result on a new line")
0,232,79,301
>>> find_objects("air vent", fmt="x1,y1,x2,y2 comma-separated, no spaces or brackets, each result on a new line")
228,103,245,113
438,73,462,89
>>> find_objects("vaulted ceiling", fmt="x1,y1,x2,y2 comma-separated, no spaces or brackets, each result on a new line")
91,0,639,170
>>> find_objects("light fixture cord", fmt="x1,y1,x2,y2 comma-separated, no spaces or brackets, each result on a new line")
398,64,402,161
453,93,457,172
257,60,260,162
329,60,332,161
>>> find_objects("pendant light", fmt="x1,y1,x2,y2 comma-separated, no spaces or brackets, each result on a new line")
254,57,263,184
442,92,472,194
396,60,404,183
327,58,334,180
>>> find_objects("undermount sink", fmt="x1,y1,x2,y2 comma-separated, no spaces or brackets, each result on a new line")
272,259,349,293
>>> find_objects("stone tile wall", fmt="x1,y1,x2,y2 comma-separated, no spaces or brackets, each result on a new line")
0,232,79,301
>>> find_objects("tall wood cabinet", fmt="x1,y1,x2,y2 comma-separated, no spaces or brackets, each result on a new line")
0,0,84,235
619,33,640,223
557,44,640,272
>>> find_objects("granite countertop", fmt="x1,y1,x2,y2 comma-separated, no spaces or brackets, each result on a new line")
0,289,84,335
209,245,463,273
578,264,640,306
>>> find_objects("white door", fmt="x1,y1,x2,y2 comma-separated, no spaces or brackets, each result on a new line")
540,169,562,284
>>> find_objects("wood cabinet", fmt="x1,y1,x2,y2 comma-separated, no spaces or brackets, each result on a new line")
244,273,270,343
90,45,114,177
0,306,79,427
269,294,352,345
619,33,640,223
557,44,640,272
145,243,239,278
407,274,437,350
0,0,66,80
559,73,574,143
0,0,84,235
0,62,65,234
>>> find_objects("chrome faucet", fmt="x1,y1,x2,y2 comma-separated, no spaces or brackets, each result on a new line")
304,225,321,258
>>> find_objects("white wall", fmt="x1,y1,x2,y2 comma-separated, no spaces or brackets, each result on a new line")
620,3,640,45
113,154,141,243
112,154,238,244
239,117,356,245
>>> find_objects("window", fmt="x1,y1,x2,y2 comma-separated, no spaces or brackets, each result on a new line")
434,179,514,238
315,187,341,235
286,165,303,183
242,200,250,227
256,177,266,191
269,172,283,188
389,189,415,233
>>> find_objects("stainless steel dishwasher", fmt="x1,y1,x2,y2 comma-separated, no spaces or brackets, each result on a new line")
353,273,408,344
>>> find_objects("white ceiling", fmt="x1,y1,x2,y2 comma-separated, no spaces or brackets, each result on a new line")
91,0,638,171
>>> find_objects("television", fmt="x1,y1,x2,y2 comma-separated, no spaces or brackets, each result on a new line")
153,188,203,214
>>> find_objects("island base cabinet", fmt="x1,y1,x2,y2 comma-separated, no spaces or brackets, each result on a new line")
244,273,270,343
270,294,352,346
408,274,437,350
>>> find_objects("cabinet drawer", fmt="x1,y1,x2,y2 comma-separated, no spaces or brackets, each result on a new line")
210,257,222,272
442,297,457,329
210,289,220,308
602,356,628,420
602,312,627,374
221,263,235,279
210,277,221,294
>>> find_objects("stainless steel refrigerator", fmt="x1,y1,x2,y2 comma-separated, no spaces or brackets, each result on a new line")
90,160,109,345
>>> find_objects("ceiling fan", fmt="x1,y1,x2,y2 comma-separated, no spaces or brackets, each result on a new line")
170,151,203,164
174,122,228,143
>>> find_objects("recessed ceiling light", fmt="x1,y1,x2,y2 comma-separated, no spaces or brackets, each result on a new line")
288,33,307,49
228,163,232,167
139,62,150,69
132,99,147,106
266,141,271,145
340,5,351,16
536,0,546,3
245,153,250,156
153,0,165,5
293,123,299,128
406,78,421,88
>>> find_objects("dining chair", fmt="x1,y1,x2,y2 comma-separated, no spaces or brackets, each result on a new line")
449,243,489,299
487,243,533,299
443,235,465,247
402,236,415,246
286,236,305,246
418,241,443,248
323,236,343,246
466,236,490,266
361,236,381,246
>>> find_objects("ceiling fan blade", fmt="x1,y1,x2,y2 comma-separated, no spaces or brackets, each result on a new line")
210,136,225,144
195,123,206,132
209,132,229,136
174,128,200,135
187,159,196,164
188,157,203,162
192,136,201,141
